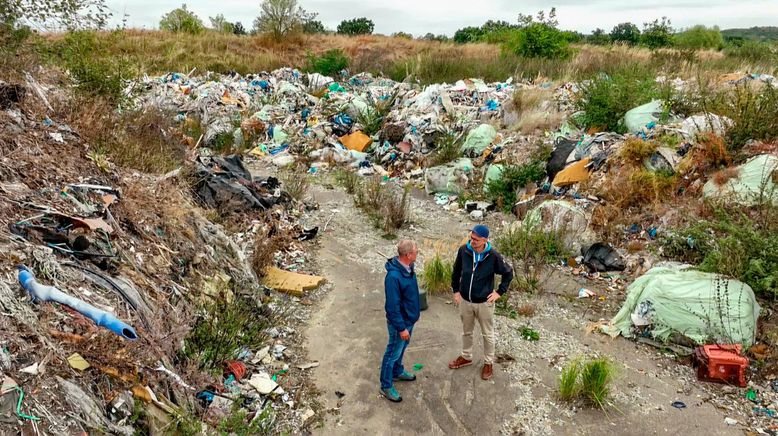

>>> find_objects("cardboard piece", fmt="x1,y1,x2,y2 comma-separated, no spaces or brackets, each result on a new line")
262,267,325,297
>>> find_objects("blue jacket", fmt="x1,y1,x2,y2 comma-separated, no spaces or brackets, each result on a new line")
384,257,420,333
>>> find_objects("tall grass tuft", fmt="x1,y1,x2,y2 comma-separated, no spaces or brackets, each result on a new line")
558,359,581,401
421,252,453,294
579,358,614,409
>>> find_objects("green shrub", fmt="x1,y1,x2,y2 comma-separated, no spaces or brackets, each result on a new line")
661,202,778,297
724,40,776,64
333,168,360,194
674,25,724,50
485,161,546,212
306,49,348,77
496,225,569,293
183,293,273,372
574,67,661,133
355,90,397,136
579,358,614,408
502,9,570,59
54,30,134,103
724,84,778,151
421,252,453,294
610,22,640,45
428,131,463,166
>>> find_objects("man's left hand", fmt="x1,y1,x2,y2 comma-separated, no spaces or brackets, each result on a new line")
486,292,500,303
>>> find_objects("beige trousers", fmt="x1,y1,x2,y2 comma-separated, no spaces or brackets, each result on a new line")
459,299,495,364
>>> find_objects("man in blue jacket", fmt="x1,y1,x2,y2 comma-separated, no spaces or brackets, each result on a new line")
448,225,513,380
380,239,421,402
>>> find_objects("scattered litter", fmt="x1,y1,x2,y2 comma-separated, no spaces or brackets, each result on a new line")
578,288,596,299
295,361,320,370
671,401,686,409
724,417,738,426
413,363,424,371
335,391,346,399
67,353,91,371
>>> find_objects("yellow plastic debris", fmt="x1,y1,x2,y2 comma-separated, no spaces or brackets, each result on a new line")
67,353,91,371
339,131,372,152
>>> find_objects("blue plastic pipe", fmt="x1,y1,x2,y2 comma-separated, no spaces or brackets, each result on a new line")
17,266,138,340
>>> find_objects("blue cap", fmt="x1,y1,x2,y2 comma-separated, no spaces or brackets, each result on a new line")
470,225,489,239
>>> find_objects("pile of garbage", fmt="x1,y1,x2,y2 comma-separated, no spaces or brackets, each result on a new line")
0,79,325,433
131,68,523,189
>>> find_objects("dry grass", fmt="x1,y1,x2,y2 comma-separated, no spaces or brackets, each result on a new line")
60,97,187,174
712,167,740,186
619,138,659,166
513,109,564,135
34,31,775,85
517,304,536,317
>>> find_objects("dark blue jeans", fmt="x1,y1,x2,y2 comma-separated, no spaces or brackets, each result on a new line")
380,322,414,389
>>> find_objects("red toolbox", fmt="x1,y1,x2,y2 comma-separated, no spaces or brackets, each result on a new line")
693,344,748,387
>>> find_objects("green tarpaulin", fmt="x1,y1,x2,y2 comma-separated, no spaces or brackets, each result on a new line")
461,124,497,156
703,154,778,206
603,264,760,347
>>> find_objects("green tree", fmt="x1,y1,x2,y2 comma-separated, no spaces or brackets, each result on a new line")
505,8,570,59
302,19,325,34
233,21,246,35
392,31,412,39
159,4,204,34
674,25,724,50
209,14,234,33
253,0,313,41
336,17,374,35
588,28,610,45
453,26,483,43
641,17,673,49
610,22,640,45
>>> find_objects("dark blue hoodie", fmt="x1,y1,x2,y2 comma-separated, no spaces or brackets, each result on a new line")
384,257,421,333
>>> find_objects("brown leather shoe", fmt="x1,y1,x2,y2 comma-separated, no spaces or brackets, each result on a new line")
481,364,493,380
448,356,473,369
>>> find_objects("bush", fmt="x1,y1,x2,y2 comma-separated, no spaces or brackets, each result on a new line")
503,9,570,59
382,185,410,233
453,26,483,44
421,252,453,294
302,19,325,34
306,49,348,77
428,131,463,166
574,67,661,133
54,30,134,102
485,160,546,212
497,225,568,293
724,40,776,63
183,293,272,371
724,83,778,150
661,202,778,297
159,4,205,34
674,25,724,50
337,17,374,35
279,166,309,201
355,90,398,136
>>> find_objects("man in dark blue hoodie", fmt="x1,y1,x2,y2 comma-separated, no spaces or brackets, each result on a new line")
448,225,513,381
380,239,421,402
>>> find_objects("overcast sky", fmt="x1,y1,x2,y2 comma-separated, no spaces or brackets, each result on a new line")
105,0,777,36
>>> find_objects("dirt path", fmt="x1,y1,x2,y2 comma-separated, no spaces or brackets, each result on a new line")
303,183,740,435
